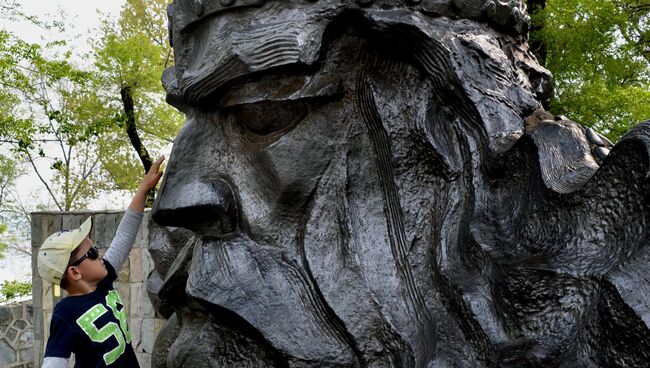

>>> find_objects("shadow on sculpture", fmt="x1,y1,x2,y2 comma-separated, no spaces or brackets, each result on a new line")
146,1,650,367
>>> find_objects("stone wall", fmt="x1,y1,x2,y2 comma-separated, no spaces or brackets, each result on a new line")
30,211,163,368
0,300,33,367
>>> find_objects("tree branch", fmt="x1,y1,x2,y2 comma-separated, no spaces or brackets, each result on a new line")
120,85,152,173
25,154,63,211
68,145,100,206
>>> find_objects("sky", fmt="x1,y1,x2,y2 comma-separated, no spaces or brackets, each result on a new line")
4,0,125,49
0,0,128,285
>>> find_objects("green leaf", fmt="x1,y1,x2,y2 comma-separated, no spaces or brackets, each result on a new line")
0,280,32,302
529,0,650,142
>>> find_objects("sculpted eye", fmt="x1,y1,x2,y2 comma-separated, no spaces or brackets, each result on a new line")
231,100,307,136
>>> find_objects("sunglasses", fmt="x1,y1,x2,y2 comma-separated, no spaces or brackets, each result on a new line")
70,245,99,267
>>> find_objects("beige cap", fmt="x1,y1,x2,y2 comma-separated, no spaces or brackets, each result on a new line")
37,217,92,284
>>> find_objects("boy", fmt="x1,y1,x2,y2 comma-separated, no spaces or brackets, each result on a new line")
37,156,165,368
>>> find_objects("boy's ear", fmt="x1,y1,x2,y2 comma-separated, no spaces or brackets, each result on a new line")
66,266,83,282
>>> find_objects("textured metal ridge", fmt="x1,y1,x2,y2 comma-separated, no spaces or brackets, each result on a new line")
170,0,529,35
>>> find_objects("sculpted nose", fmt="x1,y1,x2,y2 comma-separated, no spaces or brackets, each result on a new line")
152,177,238,236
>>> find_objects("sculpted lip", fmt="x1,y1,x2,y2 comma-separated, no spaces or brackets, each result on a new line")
153,235,201,309
157,234,247,288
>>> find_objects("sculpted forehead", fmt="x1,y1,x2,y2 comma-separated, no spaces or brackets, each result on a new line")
167,0,530,104
169,0,529,34
169,3,332,103
162,0,547,155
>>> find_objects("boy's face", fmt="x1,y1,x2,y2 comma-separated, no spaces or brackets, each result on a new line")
68,237,107,283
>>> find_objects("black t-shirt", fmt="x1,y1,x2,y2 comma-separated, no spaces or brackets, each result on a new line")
44,260,140,367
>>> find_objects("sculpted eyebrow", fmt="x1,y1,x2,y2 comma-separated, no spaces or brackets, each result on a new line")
218,72,343,109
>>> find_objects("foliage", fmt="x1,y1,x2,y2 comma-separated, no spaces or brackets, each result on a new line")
118,0,171,53
91,0,182,191
0,0,50,26
0,0,181,268
0,154,22,207
0,0,180,213
529,0,650,142
0,29,113,211
0,154,24,259
0,223,6,258
0,279,31,302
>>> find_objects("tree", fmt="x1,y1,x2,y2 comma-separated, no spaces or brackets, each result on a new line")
0,279,32,302
0,0,180,220
0,0,42,24
92,0,182,203
0,154,24,258
0,30,112,211
527,0,548,67
528,0,650,142
0,1,39,259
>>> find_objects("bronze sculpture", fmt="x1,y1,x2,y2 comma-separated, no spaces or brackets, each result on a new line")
148,1,650,366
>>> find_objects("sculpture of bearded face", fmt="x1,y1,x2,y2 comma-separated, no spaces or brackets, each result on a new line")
149,1,650,367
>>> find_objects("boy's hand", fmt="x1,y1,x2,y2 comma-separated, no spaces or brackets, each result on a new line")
140,156,165,192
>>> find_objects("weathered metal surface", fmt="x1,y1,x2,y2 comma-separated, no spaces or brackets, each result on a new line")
149,1,650,366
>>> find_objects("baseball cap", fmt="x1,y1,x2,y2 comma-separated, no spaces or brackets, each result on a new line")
37,217,92,284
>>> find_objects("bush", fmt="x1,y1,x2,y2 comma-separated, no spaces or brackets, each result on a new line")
0,280,31,302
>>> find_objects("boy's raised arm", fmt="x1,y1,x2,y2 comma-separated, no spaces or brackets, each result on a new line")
104,156,165,272
128,156,165,213
42,357,68,368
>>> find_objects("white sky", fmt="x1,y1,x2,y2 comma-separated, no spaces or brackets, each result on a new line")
5,0,125,49
0,0,129,284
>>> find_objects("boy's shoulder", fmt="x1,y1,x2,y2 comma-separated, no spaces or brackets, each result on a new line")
53,289,103,319
53,260,117,318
